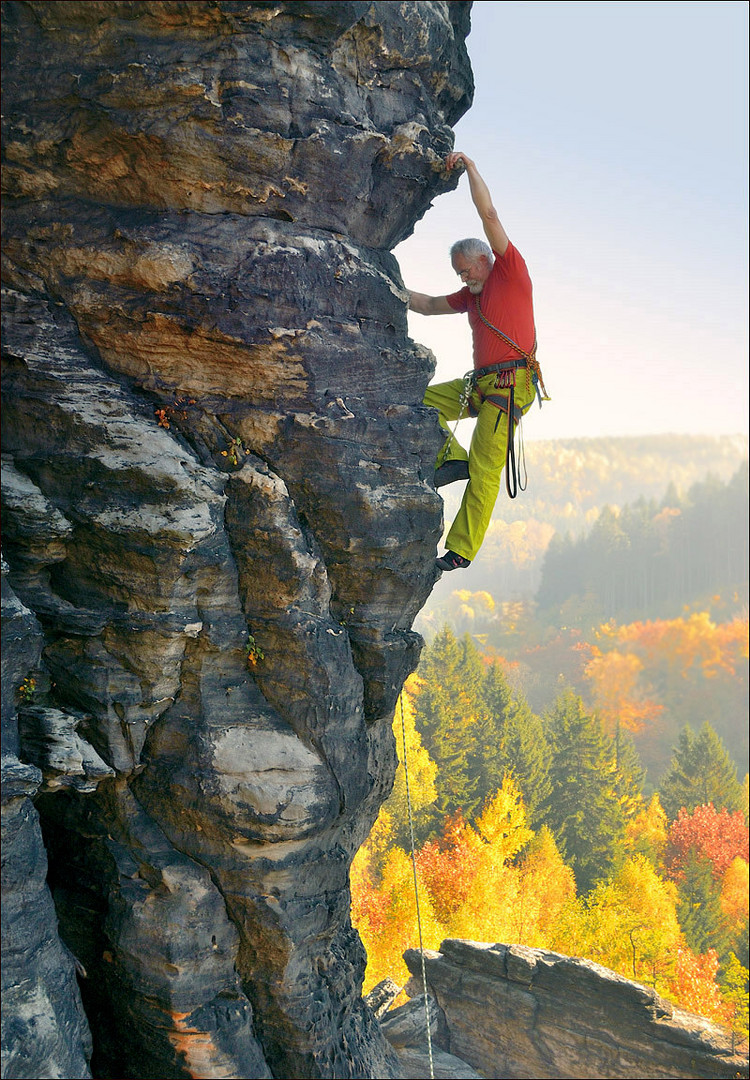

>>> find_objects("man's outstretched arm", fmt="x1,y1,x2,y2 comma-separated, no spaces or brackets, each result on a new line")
407,290,455,315
446,151,510,257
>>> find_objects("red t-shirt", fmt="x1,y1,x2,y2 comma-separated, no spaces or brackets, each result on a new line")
446,242,535,370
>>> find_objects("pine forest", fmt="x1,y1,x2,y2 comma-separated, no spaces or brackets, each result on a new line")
351,435,749,1044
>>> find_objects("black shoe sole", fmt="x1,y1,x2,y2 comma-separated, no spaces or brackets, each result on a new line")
434,461,470,488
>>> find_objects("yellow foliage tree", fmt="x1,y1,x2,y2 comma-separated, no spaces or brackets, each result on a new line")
386,680,438,840
474,775,535,863
513,826,577,946
351,681,444,993
720,856,750,933
351,845,447,995
625,793,669,867
550,855,684,990
443,776,534,943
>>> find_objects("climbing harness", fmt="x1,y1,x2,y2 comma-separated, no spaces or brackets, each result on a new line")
399,692,435,1080
434,302,549,500
473,295,550,499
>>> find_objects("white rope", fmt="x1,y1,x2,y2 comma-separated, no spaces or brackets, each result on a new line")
436,370,474,468
398,691,435,1080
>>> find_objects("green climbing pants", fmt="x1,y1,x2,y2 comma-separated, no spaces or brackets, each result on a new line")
424,371,536,562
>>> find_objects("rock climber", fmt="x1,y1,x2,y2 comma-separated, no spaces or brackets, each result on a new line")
407,151,545,573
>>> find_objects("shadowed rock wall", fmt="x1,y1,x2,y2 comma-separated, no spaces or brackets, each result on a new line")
0,3,473,1077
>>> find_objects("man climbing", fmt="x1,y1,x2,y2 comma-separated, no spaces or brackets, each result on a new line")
408,151,545,573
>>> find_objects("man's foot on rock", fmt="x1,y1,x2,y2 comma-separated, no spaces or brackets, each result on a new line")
435,550,471,572
434,460,470,488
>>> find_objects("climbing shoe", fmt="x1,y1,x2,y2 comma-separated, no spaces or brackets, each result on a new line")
435,550,471,572
434,460,470,488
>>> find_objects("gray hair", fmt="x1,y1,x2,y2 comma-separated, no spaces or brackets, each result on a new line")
450,237,492,261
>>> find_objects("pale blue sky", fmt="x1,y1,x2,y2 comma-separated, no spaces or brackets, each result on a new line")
397,1,749,441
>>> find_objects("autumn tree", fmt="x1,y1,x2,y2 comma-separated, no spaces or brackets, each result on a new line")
720,858,750,965
415,811,483,926
668,948,730,1027
351,844,446,994
666,803,749,881
440,777,534,943
551,856,684,988
513,826,577,945
625,793,669,868
584,645,664,736
721,952,749,1045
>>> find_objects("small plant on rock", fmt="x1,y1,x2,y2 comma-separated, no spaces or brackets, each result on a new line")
18,676,36,703
246,635,265,667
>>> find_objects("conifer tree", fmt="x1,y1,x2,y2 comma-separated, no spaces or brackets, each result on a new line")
458,632,487,704
413,625,465,752
675,849,732,960
659,722,744,820
413,627,480,821
501,696,552,828
541,689,626,894
612,731,646,823
480,658,514,719
467,661,511,812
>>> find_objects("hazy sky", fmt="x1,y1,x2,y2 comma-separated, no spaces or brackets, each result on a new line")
396,1,748,442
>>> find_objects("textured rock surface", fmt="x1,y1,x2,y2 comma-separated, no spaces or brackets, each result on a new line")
404,940,749,1080
1,2,473,1077
1,573,93,1080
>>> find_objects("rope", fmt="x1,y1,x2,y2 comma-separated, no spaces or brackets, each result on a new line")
473,295,550,401
399,691,435,1080
436,370,474,468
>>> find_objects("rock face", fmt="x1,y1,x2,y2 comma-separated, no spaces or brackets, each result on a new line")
0,3,473,1077
404,940,749,1080
1,576,94,1080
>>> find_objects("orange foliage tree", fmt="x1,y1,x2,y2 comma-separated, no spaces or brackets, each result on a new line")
414,811,484,925
583,646,663,736
351,844,447,995
668,948,730,1026
666,804,749,881
578,614,748,781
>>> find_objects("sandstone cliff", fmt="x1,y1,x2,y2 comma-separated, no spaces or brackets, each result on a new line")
403,940,748,1080
0,3,473,1077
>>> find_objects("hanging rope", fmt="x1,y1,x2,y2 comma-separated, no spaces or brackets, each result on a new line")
436,370,474,468
399,691,435,1080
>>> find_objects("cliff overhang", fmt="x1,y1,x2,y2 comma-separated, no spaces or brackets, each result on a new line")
0,3,474,1077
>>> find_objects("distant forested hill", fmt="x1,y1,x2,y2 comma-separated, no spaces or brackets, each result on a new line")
421,434,748,631
537,461,749,626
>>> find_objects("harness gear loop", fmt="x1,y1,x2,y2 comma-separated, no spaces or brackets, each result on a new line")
399,691,435,1080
